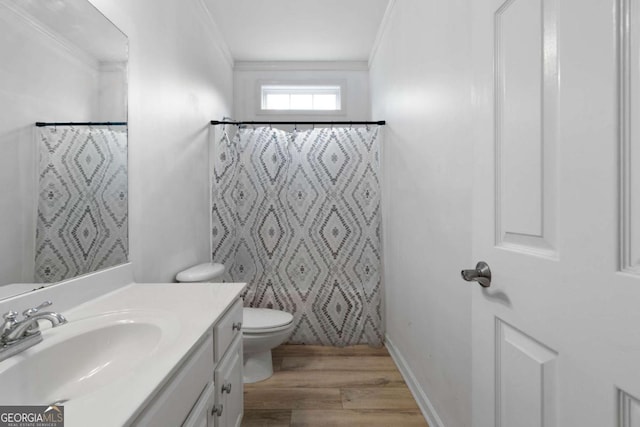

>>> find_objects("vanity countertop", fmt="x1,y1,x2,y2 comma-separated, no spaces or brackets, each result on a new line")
6,282,246,427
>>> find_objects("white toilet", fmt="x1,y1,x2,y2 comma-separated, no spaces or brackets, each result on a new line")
176,262,294,383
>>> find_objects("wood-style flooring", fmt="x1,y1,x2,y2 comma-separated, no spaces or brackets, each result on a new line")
242,345,429,427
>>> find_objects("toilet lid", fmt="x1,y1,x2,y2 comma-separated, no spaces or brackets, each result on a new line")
243,307,293,332
176,263,225,282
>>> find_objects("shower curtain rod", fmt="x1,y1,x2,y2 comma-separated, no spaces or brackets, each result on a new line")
210,120,385,126
35,121,127,127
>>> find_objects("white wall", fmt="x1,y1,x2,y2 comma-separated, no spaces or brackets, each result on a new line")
0,3,98,285
369,1,473,426
89,0,234,282
97,61,128,121
233,62,371,126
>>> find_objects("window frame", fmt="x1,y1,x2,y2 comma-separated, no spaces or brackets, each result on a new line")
256,80,347,116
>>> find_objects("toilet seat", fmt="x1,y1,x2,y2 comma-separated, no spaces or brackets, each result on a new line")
243,307,293,334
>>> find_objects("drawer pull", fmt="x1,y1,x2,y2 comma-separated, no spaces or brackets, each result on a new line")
232,322,242,331
221,382,232,394
212,403,223,417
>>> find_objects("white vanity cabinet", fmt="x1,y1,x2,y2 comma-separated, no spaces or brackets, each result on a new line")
212,298,243,427
213,336,242,427
132,296,244,427
182,383,215,427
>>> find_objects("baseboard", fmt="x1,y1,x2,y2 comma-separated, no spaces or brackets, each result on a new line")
385,334,445,427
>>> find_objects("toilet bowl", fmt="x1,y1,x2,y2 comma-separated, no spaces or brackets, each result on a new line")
176,262,294,383
242,307,294,383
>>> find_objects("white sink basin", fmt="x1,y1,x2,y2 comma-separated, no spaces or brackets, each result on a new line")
0,310,179,405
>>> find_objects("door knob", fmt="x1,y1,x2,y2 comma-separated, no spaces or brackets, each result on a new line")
461,262,491,288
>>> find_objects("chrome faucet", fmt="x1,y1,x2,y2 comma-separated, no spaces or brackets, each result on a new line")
0,301,67,362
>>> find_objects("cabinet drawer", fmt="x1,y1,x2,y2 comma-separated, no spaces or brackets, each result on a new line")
214,298,243,362
132,333,214,427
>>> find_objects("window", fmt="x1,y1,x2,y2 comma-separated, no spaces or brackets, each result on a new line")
260,84,342,112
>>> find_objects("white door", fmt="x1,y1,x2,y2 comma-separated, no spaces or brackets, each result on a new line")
470,0,640,425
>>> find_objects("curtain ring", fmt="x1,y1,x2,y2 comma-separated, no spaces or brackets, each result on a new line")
349,122,353,129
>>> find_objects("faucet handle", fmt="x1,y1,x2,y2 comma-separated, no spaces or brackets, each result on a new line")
22,301,52,318
3,311,18,321
1,311,19,334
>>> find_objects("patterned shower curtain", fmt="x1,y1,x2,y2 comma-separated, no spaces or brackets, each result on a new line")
212,126,383,346
35,126,128,283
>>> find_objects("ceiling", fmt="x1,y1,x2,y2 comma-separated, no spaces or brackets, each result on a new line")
204,0,390,62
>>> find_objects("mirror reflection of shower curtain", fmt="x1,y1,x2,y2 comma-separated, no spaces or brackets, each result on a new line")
212,126,383,346
34,126,128,283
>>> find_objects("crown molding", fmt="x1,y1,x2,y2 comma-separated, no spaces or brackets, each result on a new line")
234,61,369,72
368,0,398,68
196,0,234,69
0,0,99,71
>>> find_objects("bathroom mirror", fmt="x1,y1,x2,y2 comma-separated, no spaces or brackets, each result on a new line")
0,0,128,300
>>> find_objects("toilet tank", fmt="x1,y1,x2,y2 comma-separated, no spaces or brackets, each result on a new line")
176,262,225,283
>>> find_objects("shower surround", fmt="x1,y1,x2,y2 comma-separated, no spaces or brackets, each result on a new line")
212,126,383,346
